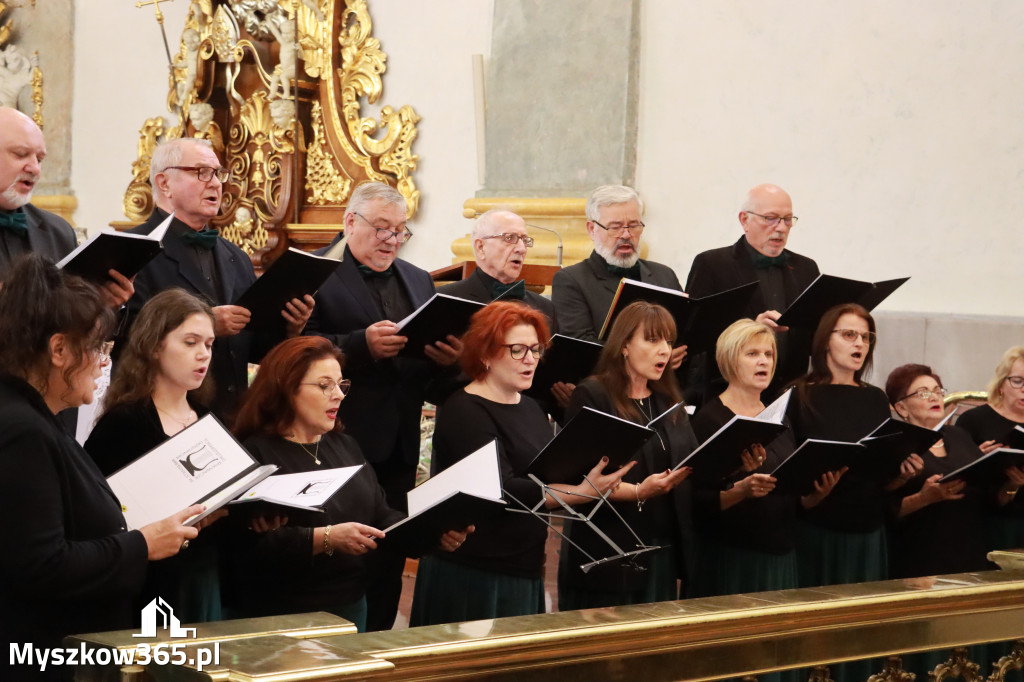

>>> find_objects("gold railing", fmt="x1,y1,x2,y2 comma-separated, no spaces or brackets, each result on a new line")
67,553,1024,681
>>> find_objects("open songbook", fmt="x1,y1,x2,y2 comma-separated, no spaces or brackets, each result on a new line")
396,293,485,359
938,445,1024,484
598,279,760,353
227,465,363,525
234,247,341,330
856,411,954,477
527,403,686,483
57,211,174,283
770,439,865,495
382,440,505,553
674,389,792,483
524,334,603,402
107,414,277,529
775,274,909,329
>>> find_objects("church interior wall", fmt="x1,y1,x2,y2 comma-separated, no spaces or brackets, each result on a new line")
66,0,1020,389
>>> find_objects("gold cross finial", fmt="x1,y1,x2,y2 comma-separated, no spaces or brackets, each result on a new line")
135,0,173,25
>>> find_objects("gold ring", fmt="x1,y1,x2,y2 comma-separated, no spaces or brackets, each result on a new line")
181,540,190,550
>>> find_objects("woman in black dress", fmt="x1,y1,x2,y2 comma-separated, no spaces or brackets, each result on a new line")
410,302,635,625
884,364,991,578
955,345,1024,551
0,255,198,681
229,336,466,631
691,319,806,598
85,288,224,622
558,302,695,609
787,303,893,588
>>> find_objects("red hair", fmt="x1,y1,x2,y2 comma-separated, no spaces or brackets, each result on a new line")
461,301,551,380
233,336,345,441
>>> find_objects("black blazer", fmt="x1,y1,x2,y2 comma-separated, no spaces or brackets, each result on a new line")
685,237,820,399
0,204,77,279
126,209,263,419
0,374,148,673
552,250,683,342
437,268,557,331
305,235,439,467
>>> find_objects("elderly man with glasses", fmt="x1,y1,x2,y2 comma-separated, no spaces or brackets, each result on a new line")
437,208,555,325
552,185,685,362
305,181,461,632
684,183,820,404
125,138,313,419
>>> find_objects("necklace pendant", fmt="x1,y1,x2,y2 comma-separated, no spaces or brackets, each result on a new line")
314,457,321,465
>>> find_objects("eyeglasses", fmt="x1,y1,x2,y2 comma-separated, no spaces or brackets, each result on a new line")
832,328,876,344
592,219,645,235
164,166,231,183
503,343,545,360
301,379,352,397
481,233,535,248
1004,376,1024,390
92,340,114,363
746,211,798,228
353,212,413,243
899,387,948,402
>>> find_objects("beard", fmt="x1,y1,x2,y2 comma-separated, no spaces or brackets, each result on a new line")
593,238,640,269
1,177,34,210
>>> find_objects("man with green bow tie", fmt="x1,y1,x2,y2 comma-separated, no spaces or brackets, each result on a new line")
684,184,820,403
0,107,134,306
125,138,313,419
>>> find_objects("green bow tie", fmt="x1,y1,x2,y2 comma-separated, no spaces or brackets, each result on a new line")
356,262,394,279
0,210,28,238
491,279,526,301
607,262,642,281
751,251,790,269
180,228,220,251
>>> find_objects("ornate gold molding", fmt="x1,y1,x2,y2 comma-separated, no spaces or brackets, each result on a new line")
931,647,982,682
987,640,1024,682
869,656,916,682
305,100,352,205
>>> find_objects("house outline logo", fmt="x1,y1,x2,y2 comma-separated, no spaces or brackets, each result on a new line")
132,597,197,638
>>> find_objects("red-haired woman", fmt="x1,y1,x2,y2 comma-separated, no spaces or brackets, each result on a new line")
228,336,467,631
410,302,634,625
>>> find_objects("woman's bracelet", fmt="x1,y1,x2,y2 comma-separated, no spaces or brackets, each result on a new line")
635,482,645,512
323,524,334,556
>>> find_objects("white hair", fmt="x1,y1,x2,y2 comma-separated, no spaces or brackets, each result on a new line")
471,207,521,240
585,185,644,222
149,138,215,194
344,182,407,219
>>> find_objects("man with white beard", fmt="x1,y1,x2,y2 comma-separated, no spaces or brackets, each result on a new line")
552,184,687,367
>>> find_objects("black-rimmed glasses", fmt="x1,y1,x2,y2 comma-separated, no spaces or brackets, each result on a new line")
503,344,544,360
592,219,644,235
745,211,798,228
301,379,352,397
165,166,231,183
353,212,413,243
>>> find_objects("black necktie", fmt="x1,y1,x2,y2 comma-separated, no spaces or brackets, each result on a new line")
607,262,642,281
180,228,220,251
356,262,395,279
0,210,28,238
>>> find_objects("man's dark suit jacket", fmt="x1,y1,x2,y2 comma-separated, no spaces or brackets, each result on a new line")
436,267,556,331
551,250,682,342
305,235,438,468
685,236,820,399
0,203,77,278
127,209,261,419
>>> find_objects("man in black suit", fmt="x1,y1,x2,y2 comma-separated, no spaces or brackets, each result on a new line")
685,183,820,400
305,181,460,631
0,107,134,303
126,138,312,419
552,184,687,364
437,208,555,323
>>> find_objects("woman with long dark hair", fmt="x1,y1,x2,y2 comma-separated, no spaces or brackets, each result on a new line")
85,288,222,623
557,301,695,609
0,255,198,681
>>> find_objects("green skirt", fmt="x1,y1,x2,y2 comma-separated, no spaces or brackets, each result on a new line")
693,540,798,597
558,539,678,611
409,556,545,627
796,522,887,588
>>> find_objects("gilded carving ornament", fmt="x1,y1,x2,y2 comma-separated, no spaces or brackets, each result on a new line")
930,647,982,682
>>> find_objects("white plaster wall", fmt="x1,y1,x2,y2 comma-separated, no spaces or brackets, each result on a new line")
70,0,490,273
637,0,1024,317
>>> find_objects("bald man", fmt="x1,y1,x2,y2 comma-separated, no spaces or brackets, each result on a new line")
437,208,555,325
0,107,133,305
685,184,820,400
